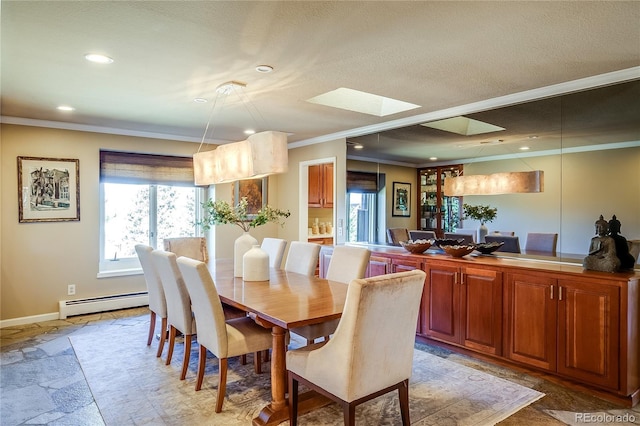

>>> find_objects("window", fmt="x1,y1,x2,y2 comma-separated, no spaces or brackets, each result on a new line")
346,171,381,244
99,151,204,276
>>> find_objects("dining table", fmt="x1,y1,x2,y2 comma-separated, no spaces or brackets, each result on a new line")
207,258,349,426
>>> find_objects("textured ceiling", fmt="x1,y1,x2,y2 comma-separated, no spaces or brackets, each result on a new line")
2,1,639,164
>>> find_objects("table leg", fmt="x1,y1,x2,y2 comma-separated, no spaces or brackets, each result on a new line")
253,326,288,426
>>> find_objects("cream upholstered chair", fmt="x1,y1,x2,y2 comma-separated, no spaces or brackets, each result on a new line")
177,257,273,412
485,235,521,253
261,237,287,269
287,269,427,426
135,244,168,357
525,232,558,255
151,250,197,380
386,228,409,246
291,246,372,345
163,236,208,262
284,241,321,276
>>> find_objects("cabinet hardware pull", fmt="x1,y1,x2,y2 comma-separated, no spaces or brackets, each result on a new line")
559,286,563,301
550,285,554,299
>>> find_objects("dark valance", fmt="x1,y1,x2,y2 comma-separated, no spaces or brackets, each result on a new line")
347,171,379,193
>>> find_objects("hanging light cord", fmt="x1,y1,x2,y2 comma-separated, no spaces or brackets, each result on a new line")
196,93,228,153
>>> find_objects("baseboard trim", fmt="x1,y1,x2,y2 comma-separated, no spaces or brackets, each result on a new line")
0,312,60,328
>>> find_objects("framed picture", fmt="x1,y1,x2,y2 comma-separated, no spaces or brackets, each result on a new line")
18,156,80,223
233,177,267,215
392,181,411,217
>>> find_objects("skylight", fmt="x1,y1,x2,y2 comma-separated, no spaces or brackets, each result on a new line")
421,116,505,136
307,88,420,117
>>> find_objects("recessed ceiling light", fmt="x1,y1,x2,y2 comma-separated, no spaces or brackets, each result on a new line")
353,143,364,150
528,135,539,139
193,98,208,103
84,53,114,64
244,129,256,135
429,157,438,161
519,146,531,151
255,65,273,73
56,105,75,111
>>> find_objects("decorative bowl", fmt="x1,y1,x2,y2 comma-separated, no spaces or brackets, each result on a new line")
400,239,433,254
441,244,476,258
434,238,465,248
474,241,505,255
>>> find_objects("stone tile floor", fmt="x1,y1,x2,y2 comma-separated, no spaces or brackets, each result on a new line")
1,307,638,425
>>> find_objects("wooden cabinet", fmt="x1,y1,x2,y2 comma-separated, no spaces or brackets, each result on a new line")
423,262,503,355
418,165,463,237
506,273,620,389
308,163,334,208
308,236,333,245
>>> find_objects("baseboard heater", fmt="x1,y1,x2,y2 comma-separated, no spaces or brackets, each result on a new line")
59,291,149,319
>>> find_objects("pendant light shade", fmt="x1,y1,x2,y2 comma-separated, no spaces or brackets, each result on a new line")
193,131,288,185
443,170,544,196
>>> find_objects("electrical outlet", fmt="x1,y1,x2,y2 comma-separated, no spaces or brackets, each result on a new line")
68,284,76,296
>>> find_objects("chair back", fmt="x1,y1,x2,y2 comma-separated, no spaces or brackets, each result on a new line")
307,270,426,401
151,250,195,335
493,230,515,236
177,257,229,357
326,246,371,284
456,228,478,242
261,238,287,269
163,237,208,262
386,228,409,246
135,244,167,318
525,232,558,255
408,230,436,241
444,232,475,244
485,235,521,253
284,241,321,276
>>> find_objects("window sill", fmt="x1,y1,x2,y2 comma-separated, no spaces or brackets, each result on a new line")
97,268,143,279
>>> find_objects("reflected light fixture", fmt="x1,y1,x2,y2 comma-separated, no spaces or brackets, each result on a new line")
193,81,288,186
443,170,544,196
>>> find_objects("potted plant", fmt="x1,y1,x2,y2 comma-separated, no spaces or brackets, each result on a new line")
200,197,290,277
462,203,497,242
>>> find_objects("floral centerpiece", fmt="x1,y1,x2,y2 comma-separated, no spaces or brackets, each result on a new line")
462,203,497,225
200,197,290,232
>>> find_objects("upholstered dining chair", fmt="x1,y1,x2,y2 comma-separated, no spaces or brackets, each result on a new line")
135,244,168,357
151,250,197,380
444,232,475,244
287,269,427,426
176,257,273,412
260,237,287,269
284,241,322,276
291,246,372,345
484,235,521,253
163,236,208,262
493,230,515,236
525,232,558,255
386,228,410,246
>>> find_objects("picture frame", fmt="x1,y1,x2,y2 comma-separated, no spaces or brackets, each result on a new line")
17,156,80,223
233,177,268,216
392,181,411,217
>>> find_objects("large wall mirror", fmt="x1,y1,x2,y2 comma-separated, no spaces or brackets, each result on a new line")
346,79,640,267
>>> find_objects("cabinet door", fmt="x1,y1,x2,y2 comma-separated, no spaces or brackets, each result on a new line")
461,267,503,355
308,164,323,208
322,163,334,208
557,279,620,389
505,273,557,371
423,264,461,344
366,256,390,277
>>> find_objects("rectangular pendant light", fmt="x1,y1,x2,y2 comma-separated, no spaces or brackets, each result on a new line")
193,131,288,185
443,170,544,196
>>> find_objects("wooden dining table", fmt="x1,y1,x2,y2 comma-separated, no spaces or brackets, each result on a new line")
207,258,349,426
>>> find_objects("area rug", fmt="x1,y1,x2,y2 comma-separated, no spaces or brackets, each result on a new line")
70,322,543,425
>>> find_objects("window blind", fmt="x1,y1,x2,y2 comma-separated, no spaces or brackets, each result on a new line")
100,151,195,186
346,171,379,193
